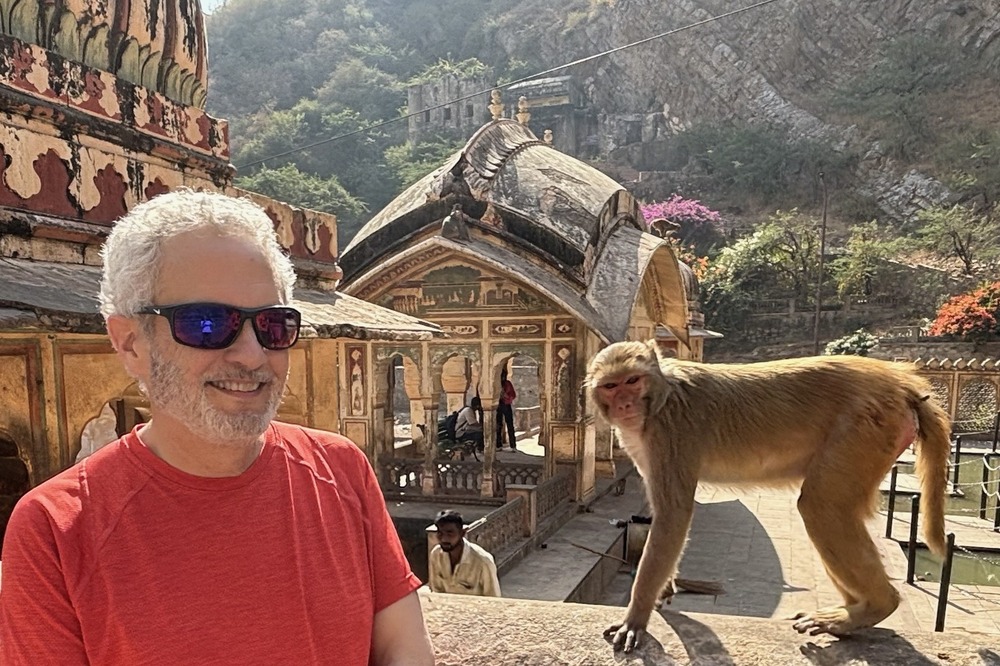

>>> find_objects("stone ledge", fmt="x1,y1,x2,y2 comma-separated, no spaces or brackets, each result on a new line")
421,591,999,665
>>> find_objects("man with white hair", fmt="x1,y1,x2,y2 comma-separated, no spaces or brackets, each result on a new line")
0,190,434,665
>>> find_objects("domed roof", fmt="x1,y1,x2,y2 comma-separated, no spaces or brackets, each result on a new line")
2,0,207,107
340,119,643,284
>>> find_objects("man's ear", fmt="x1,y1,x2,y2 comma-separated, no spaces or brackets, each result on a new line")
106,315,148,376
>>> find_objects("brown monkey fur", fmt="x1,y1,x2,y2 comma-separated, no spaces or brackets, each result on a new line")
585,340,950,652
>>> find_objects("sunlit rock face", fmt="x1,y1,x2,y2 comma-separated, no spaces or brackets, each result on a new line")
0,0,207,107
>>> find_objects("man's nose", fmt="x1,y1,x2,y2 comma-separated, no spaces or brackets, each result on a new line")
223,319,269,366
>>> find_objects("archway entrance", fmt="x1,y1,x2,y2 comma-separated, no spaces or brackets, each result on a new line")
0,434,30,554
506,355,542,459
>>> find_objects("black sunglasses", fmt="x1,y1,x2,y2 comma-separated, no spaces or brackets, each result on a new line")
138,302,302,351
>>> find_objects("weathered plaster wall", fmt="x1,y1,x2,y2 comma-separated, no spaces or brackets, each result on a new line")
0,0,208,107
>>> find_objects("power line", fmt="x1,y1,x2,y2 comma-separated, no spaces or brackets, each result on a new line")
236,0,785,171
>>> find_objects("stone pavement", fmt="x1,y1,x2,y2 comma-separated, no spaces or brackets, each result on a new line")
500,476,1000,635
423,592,1000,666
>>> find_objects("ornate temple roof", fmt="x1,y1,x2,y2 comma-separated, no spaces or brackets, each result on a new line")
1,0,208,107
340,118,690,344
341,119,642,285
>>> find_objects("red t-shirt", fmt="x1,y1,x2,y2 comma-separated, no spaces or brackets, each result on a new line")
0,422,421,665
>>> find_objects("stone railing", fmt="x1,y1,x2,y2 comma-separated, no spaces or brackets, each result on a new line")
435,460,483,495
379,458,545,498
466,495,526,557
494,461,544,496
379,457,424,492
536,472,574,523
514,405,542,432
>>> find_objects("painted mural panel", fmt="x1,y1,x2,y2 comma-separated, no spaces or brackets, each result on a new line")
552,343,576,421
375,263,556,317
490,320,545,338
439,322,481,338
551,319,576,337
347,345,366,417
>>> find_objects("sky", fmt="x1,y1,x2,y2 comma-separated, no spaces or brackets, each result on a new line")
202,0,226,13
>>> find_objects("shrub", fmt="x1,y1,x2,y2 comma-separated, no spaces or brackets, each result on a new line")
824,329,879,356
928,281,1000,337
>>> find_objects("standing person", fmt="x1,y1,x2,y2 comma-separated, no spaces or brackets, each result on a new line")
428,510,501,597
0,190,434,666
496,368,517,451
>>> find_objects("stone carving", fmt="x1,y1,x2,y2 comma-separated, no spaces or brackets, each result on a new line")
440,203,471,241
348,346,366,416
516,96,531,125
552,344,575,420
489,89,505,121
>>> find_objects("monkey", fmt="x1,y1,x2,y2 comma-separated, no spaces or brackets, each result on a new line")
584,340,950,652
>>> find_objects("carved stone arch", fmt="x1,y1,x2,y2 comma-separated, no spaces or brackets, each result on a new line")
372,349,424,460
430,345,482,415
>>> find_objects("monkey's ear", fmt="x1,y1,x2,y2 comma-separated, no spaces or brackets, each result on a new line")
645,339,663,360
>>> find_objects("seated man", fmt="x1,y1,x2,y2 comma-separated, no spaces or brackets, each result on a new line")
455,397,484,449
428,510,501,597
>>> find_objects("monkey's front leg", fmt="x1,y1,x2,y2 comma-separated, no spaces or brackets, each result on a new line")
606,495,695,652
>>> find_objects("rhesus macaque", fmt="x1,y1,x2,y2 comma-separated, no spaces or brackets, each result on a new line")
585,340,950,652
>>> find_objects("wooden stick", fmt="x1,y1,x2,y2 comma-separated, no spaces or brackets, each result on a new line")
568,542,725,596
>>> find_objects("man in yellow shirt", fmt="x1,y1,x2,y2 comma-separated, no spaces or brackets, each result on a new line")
428,510,501,597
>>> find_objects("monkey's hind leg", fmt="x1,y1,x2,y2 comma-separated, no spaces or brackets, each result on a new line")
793,479,900,635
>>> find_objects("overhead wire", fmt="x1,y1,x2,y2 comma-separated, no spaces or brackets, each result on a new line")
236,0,785,170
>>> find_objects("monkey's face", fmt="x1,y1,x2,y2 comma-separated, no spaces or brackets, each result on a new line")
586,341,664,431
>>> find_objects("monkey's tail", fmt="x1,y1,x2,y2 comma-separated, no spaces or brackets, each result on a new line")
912,394,951,558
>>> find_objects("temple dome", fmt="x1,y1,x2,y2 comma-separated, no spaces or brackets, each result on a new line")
0,0,208,107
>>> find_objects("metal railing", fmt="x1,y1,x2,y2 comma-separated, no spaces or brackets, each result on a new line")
884,455,1000,631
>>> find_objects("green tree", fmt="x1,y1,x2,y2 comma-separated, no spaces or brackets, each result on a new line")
700,209,824,333
828,221,909,300
384,135,467,189
916,203,1000,276
234,101,400,214
236,165,368,244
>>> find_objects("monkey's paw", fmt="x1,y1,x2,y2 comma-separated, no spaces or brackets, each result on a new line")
791,607,854,636
604,621,646,652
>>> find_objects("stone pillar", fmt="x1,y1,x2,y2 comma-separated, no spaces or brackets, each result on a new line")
481,398,498,497
421,400,438,495
594,418,616,478
505,484,537,537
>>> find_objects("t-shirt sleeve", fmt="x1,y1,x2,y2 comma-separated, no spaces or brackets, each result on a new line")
355,449,422,613
0,495,88,665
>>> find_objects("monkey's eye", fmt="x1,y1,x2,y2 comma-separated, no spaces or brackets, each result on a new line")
601,382,618,390
625,376,641,385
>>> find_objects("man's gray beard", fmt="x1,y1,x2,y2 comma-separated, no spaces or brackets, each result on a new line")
145,349,285,447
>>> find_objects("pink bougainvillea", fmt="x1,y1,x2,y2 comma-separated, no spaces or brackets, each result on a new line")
640,194,721,226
